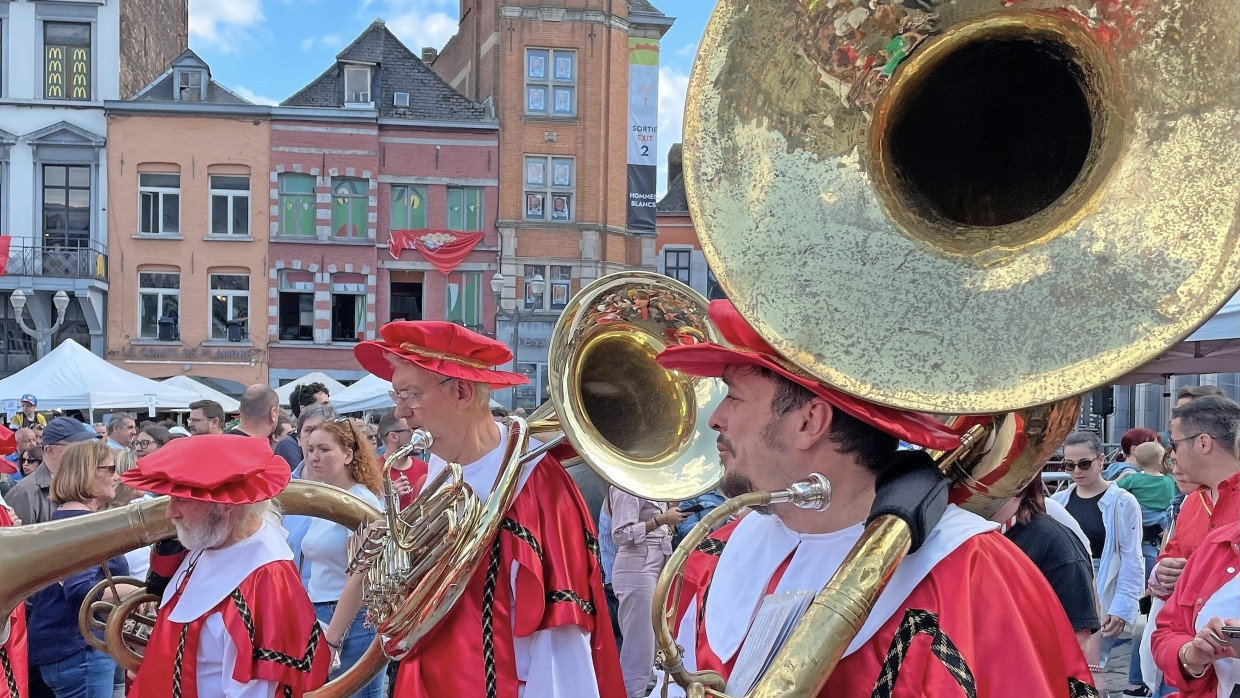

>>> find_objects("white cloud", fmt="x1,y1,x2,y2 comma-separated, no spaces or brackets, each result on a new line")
232,85,280,105
189,0,266,53
676,42,699,59
386,10,459,54
299,37,315,51
657,65,689,198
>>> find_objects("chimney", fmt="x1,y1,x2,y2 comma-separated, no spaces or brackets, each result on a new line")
422,47,438,64
667,143,683,186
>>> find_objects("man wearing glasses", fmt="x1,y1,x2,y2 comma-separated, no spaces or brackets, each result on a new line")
1149,396,1240,600
354,321,624,697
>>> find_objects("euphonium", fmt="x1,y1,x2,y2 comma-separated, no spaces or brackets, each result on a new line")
0,480,386,698
653,0,1240,692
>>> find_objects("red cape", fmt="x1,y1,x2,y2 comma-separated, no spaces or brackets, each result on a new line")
672,520,1096,697
0,506,26,698
130,559,329,697
392,453,625,697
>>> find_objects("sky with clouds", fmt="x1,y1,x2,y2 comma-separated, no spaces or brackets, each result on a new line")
188,0,708,196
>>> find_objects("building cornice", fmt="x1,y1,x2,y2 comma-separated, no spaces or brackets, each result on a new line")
104,101,271,119
377,117,498,131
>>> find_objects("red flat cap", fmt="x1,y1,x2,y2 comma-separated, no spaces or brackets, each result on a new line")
657,300,966,451
121,434,290,504
354,321,529,388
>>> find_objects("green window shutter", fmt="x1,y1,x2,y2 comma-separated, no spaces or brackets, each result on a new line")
462,272,481,327
445,272,463,323
447,188,464,230
465,189,483,231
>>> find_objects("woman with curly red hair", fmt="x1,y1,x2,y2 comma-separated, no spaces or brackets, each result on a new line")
299,418,384,697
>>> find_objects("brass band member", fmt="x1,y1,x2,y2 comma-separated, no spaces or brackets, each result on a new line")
122,435,330,696
353,321,624,697
653,300,1096,697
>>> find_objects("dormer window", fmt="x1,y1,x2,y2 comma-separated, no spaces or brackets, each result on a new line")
174,69,205,102
344,65,372,106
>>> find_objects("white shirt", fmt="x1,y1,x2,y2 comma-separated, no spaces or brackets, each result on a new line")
300,483,383,603
162,521,292,697
1196,572,1240,698
421,422,600,698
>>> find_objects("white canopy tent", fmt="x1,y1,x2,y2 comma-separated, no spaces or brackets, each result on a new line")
0,339,201,416
274,372,347,404
162,375,241,413
331,373,505,414
1117,292,1240,384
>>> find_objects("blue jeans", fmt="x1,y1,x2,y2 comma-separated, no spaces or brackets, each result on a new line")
314,601,384,698
38,647,115,698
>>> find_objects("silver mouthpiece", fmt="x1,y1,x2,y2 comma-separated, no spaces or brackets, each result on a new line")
785,473,832,511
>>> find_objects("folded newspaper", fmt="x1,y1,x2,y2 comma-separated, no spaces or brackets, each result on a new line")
725,590,816,695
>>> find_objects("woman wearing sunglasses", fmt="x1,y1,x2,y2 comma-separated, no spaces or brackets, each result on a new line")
1051,431,1144,676
18,445,43,477
27,440,140,697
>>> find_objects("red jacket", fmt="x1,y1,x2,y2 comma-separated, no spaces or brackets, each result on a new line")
1151,522,1240,696
0,506,26,698
1155,473,1240,594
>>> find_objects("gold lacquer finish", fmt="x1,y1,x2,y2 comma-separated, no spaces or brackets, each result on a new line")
0,481,385,697
548,271,727,500
685,0,1240,414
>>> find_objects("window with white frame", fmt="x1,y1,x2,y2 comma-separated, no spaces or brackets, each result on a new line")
138,173,180,236
391,185,427,229
446,187,483,231
277,173,315,237
209,274,249,340
524,49,575,117
44,22,91,101
664,248,692,285
523,263,572,311
523,156,573,222
277,269,314,341
138,271,180,340
330,272,367,342
344,65,372,105
209,175,250,236
175,69,204,102
330,177,367,238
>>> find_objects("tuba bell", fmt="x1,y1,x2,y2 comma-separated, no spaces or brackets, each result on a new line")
654,0,1240,694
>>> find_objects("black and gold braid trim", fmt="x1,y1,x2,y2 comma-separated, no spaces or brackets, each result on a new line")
583,528,602,567
547,589,596,615
481,536,503,698
231,587,323,673
172,624,189,698
0,646,19,698
870,609,976,698
500,517,542,559
695,537,726,557
1068,677,1100,698
282,686,294,698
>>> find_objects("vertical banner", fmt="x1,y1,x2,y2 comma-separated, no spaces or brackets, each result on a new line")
627,38,659,234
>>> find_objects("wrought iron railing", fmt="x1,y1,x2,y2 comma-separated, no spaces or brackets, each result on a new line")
4,240,108,281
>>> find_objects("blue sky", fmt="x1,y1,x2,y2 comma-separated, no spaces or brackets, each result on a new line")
188,0,708,196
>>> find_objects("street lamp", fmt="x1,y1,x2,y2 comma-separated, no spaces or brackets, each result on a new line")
10,289,72,359
490,271,545,409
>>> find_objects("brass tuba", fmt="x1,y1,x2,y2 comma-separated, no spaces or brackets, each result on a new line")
654,0,1240,694
0,480,386,697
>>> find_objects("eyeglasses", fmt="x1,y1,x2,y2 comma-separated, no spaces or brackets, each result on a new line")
389,378,453,408
1168,433,1207,453
97,465,117,474
1061,457,1099,472
133,439,157,449
19,457,41,464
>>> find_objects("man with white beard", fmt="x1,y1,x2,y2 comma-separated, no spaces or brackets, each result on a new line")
121,435,330,697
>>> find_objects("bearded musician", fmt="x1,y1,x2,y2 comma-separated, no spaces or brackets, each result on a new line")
653,300,1097,697
353,321,624,697
122,435,330,697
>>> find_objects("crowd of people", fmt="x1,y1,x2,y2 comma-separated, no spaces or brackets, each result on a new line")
0,314,1235,698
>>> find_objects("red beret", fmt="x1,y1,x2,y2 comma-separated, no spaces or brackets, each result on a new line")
121,434,289,504
354,321,529,388
0,425,15,475
656,300,966,451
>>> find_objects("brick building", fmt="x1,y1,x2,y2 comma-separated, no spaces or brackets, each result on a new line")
0,0,186,378
429,0,673,409
654,143,713,299
270,21,499,387
105,50,270,391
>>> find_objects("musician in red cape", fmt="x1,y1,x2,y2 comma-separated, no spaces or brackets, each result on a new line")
652,300,1097,697
354,321,624,698
121,435,330,697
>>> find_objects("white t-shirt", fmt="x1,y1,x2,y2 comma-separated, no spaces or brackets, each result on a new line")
300,483,382,603
1196,572,1240,698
